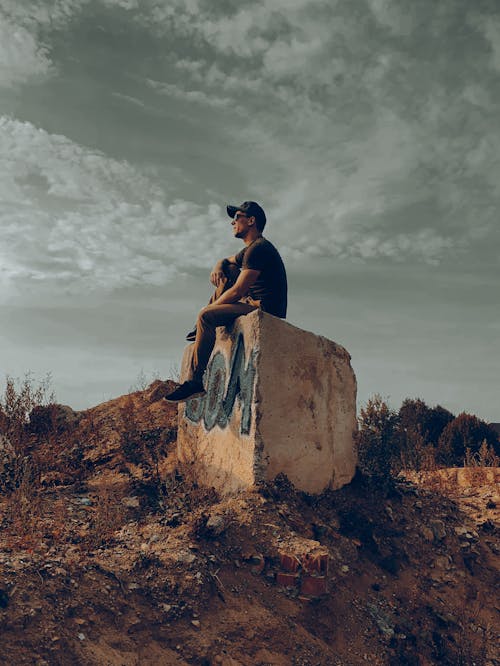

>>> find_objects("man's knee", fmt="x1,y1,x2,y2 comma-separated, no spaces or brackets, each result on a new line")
198,306,216,327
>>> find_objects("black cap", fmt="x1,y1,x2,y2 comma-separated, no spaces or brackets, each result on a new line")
226,201,266,227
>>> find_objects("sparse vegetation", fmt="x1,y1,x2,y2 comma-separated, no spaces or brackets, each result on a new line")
119,395,177,511
0,375,55,542
356,394,401,489
0,375,497,665
358,394,499,486
85,487,127,549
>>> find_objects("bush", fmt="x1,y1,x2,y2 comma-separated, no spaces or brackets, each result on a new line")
359,395,499,475
438,413,499,466
398,398,454,447
0,374,54,456
357,395,401,486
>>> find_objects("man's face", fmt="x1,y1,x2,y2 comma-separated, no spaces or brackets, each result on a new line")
231,210,253,238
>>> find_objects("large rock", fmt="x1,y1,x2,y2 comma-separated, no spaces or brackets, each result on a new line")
177,310,357,495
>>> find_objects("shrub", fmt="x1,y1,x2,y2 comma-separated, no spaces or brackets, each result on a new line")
398,398,454,447
0,374,54,456
357,395,401,486
438,413,499,466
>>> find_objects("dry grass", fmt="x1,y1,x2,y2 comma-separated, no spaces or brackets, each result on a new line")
85,486,127,550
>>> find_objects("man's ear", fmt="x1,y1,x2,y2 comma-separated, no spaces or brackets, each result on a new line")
248,215,256,226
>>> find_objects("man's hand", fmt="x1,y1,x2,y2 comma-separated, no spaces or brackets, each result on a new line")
212,268,260,306
210,259,228,287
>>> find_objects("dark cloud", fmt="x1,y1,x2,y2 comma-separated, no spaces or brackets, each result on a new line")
0,0,499,418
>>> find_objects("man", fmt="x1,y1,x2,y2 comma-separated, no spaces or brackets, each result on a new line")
165,200,287,402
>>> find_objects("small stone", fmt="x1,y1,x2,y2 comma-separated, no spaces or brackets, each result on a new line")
75,497,92,506
177,551,196,565
77,633,85,641
434,611,457,627
366,602,394,638
54,567,68,576
121,496,140,509
206,514,227,536
430,520,446,541
250,554,265,574
191,619,201,628
161,604,172,613
421,526,434,542
341,565,349,573
434,556,451,570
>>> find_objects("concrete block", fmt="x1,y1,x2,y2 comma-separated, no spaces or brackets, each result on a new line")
177,309,357,495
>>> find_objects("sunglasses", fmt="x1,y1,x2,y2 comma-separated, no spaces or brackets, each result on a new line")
233,212,249,221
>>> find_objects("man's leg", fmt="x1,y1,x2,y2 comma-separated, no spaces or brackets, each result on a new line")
209,263,240,303
166,301,256,402
185,264,240,341
190,302,256,382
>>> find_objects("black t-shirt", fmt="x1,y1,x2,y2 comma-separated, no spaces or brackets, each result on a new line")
234,237,287,318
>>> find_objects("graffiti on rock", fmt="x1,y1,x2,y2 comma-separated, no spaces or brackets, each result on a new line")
185,334,257,434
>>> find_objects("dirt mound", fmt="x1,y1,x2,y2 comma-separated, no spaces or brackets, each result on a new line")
0,385,498,665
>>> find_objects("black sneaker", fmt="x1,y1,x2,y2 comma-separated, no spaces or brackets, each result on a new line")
185,327,196,342
164,380,205,403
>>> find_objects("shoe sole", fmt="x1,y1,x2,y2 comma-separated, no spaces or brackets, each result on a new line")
164,390,206,403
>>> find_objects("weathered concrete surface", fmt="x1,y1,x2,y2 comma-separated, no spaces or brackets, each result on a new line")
177,310,357,495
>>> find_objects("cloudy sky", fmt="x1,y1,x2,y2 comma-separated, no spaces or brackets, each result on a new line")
0,0,499,421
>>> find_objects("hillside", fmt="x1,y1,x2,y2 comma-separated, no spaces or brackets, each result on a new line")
0,381,498,666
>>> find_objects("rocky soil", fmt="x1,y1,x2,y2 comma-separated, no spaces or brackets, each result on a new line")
0,381,498,665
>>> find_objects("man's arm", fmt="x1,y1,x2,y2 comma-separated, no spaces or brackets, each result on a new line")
210,255,238,287
211,268,260,306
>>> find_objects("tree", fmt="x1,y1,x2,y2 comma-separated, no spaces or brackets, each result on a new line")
357,395,401,484
438,413,500,465
398,398,454,446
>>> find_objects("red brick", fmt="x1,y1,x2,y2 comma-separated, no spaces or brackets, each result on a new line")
300,575,328,596
302,553,328,575
279,553,300,573
276,572,300,588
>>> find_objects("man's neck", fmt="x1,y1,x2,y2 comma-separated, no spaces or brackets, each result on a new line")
243,231,263,246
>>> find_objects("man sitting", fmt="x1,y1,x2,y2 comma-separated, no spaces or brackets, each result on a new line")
165,200,287,402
